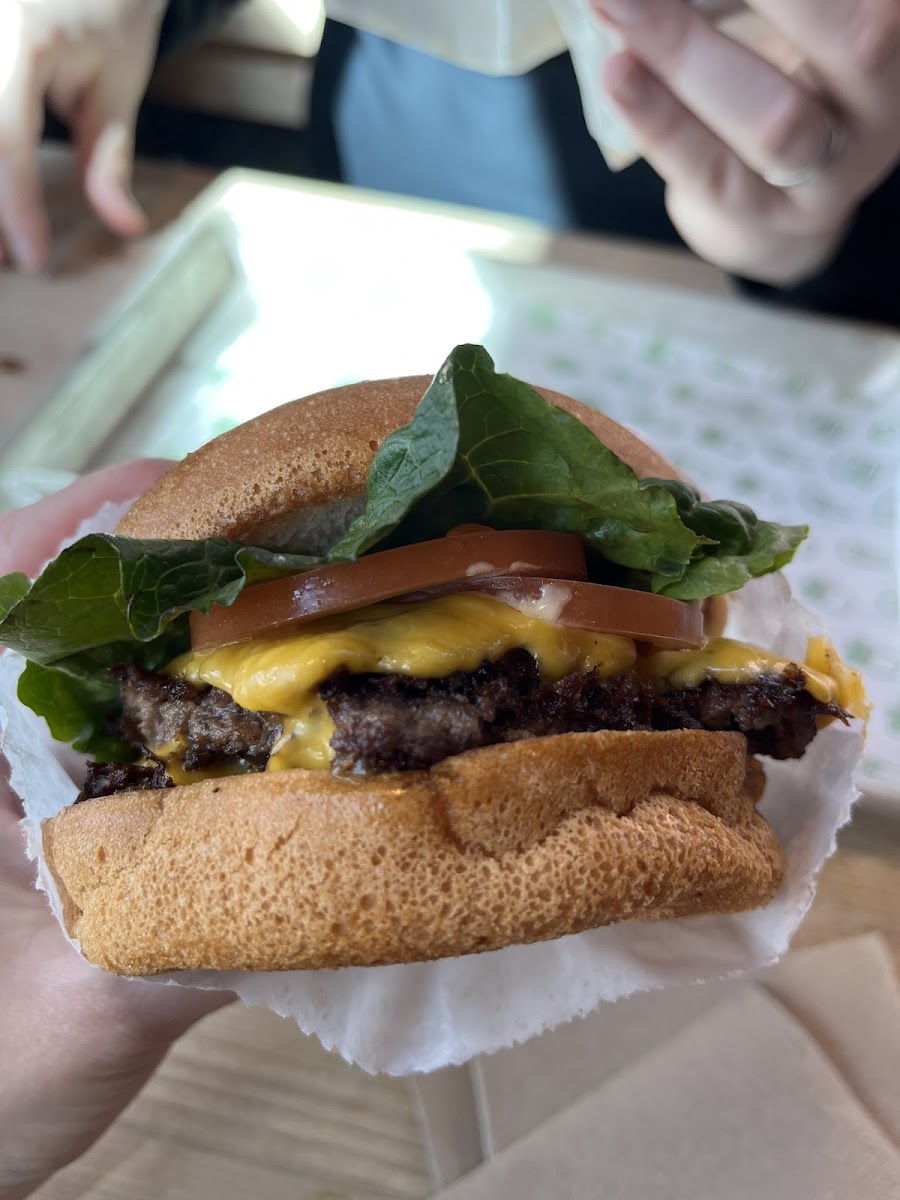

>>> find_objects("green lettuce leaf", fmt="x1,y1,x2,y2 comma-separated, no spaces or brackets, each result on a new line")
334,344,701,580
14,621,194,760
18,661,127,760
0,573,30,621
0,534,322,665
643,479,808,599
1,538,322,758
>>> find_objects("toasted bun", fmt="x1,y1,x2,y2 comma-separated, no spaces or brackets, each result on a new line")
44,376,773,974
115,377,681,552
43,731,783,975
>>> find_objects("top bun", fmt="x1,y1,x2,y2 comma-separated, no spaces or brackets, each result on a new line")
116,377,680,552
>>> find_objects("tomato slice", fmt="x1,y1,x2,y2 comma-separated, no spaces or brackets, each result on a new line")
191,529,587,651
401,576,704,650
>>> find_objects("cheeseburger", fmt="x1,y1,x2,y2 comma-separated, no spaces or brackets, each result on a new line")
0,346,865,975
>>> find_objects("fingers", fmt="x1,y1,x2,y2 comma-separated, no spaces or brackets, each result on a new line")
74,89,147,237
603,52,783,223
603,53,756,201
603,52,845,280
69,5,162,239
593,0,842,189
0,3,162,263
122,982,236,1045
744,0,900,111
0,459,173,578
0,8,50,271
0,138,50,271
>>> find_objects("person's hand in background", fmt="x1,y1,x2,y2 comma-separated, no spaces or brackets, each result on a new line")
0,0,165,272
0,460,232,1200
596,0,900,285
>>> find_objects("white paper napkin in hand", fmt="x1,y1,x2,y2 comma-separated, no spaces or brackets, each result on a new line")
438,983,900,1200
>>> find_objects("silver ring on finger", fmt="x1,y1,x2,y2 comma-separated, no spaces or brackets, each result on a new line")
762,114,846,190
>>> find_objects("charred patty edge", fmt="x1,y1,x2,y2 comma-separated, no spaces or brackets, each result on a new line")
76,653,846,801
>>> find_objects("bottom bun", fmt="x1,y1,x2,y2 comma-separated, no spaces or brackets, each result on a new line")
42,730,785,975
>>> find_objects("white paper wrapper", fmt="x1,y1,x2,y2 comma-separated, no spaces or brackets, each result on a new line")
0,503,863,1076
325,0,798,169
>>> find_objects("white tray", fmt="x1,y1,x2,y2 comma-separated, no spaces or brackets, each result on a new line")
10,169,899,809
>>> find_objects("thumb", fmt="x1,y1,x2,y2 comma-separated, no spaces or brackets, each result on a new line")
0,459,173,579
0,5,51,269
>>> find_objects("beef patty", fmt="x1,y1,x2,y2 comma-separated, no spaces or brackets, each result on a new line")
79,651,845,799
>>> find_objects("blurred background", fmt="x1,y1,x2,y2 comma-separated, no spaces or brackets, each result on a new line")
37,0,900,326
134,2,329,183
1,7,899,1200
46,0,687,252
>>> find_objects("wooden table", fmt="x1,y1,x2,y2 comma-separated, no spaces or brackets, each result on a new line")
8,149,899,1200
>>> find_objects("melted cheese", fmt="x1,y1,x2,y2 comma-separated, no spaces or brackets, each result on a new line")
164,594,866,773
642,638,830,702
804,636,870,719
268,705,336,772
170,594,637,772
641,636,865,710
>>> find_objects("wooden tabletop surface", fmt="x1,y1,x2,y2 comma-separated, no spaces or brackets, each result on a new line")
8,148,900,1200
